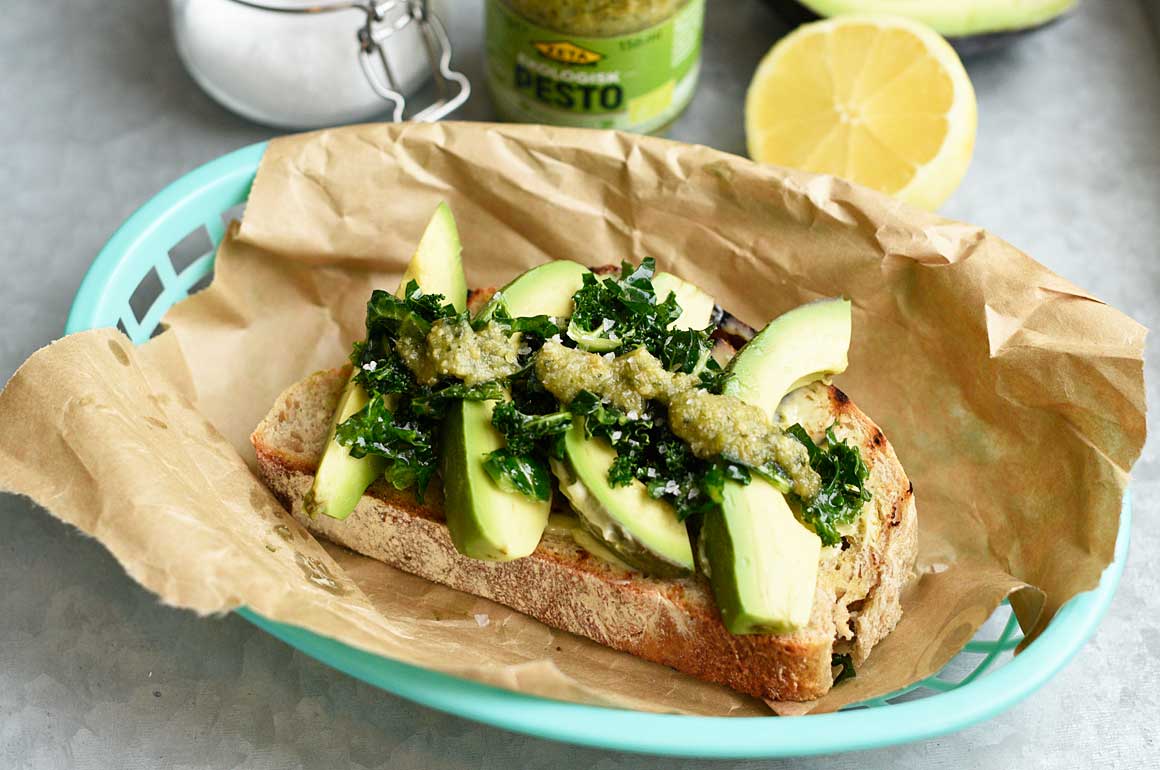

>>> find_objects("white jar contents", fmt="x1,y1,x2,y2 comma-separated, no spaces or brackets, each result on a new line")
171,0,449,129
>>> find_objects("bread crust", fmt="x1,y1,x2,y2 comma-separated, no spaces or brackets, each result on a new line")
252,363,915,703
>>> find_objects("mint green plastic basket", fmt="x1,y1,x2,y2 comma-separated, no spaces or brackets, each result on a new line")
66,141,1131,759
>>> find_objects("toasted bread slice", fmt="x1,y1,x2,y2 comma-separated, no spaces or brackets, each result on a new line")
252,362,916,703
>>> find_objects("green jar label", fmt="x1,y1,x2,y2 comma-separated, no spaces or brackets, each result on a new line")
485,0,705,133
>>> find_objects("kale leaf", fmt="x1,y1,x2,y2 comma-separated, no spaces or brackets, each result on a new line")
483,449,552,501
350,338,416,395
334,392,439,493
831,653,856,685
483,400,573,501
365,281,461,339
409,381,505,417
567,258,682,354
658,328,712,374
490,401,572,455
786,424,872,546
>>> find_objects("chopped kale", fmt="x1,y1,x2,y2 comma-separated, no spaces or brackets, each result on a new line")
365,280,461,339
483,449,552,501
831,653,856,685
567,258,682,355
489,401,572,455
334,392,439,494
786,424,872,546
483,400,573,501
658,328,712,374
350,338,416,395
409,381,505,417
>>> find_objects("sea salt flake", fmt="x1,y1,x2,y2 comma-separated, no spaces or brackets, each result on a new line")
474,613,490,627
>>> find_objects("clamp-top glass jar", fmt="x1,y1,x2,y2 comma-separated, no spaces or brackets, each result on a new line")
171,0,469,130
485,0,706,134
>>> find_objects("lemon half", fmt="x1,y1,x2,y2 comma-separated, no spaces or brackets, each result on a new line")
745,14,977,210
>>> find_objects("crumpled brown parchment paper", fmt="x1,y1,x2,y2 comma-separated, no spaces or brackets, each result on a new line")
0,122,1145,715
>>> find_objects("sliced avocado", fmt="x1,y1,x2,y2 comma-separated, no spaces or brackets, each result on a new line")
552,427,694,576
774,0,1075,55
303,378,383,520
306,203,468,520
724,298,851,417
553,272,716,576
441,260,589,561
704,297,852,633
397,202,468,305
653,272,716,331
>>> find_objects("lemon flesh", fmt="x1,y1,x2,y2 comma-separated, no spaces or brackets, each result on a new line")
746,14,977,210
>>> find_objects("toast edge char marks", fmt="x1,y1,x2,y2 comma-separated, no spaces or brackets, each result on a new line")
251,361,917,703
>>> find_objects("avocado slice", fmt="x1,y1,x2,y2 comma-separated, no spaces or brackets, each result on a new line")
441,260,590,561
653,272,716,330
703,298,852,633
772,0,1075,55
305,203,468,520
725,298,851,410
551,272,716,576
303,378,383,520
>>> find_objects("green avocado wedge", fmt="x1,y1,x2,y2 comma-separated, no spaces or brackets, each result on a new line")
305,203,467,521
441,260,590,561
703,298,852,634
653,272,716,330
551,272,715,576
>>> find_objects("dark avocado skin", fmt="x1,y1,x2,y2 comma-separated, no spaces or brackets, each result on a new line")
763,0,1069,57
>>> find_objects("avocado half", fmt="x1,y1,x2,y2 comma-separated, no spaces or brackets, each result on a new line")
767,0,1077,56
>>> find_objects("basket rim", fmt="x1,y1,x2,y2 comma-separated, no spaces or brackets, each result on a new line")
65,139,1132,759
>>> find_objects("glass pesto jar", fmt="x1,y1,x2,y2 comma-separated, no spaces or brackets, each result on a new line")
485,0,706,134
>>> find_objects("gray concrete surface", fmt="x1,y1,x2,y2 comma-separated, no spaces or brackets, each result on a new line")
2,1,1157,767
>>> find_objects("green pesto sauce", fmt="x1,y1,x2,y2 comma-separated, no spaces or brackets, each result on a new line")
536,341,822,499
504,0,685,36
398,319,523,387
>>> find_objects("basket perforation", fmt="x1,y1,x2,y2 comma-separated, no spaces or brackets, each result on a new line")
169,224,215,274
